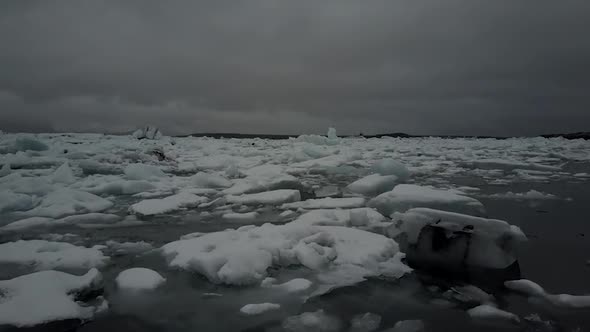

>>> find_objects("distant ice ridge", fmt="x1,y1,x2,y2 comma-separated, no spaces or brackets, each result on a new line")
294,127,340,145
0,269,106,327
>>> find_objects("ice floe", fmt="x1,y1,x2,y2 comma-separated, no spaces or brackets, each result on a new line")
368,184,486,216
282,310,342,332
0,240,108,270
226,189,301,206
505,279,590,309
0,268,106,327
239,303,280,315
130,192,207,216
282,197,365,210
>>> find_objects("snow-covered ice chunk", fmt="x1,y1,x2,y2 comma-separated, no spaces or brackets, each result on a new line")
0,240,108,270
467,304,520,325
291,208,386,228
58,213,121,225
348,174,400,196
51,162,76,184
0,190,33,213
350,312,381,332
115,268,166,290
130,192,207,216
1,217,55,232
162,223,409,286
273,278,312,292
223,164,300,195
0,268,106,327
190,172,232,188
227,189,301,206
368,184,486,216
282,197,365,210
124,163,165,180
389,208,526,269
239,303,280,315
21,188,113,218
387,320,425,332
222,211,259,222
282,310,342,332
505,279,590,309
1,136,48,153
371,159,410,180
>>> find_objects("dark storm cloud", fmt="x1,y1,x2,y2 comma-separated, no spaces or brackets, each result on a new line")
1,0,589,136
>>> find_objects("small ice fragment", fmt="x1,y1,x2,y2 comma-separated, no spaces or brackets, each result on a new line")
240,303,280,315
115,268,166,290
467,304,520,324
350,312,381,332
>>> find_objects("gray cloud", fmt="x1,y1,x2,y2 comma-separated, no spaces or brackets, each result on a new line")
1,0,589,136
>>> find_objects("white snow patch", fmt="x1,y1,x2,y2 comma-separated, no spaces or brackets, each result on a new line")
273,278,312,292
490,190,558,200
371,159,410,180
291,208,386,228
51,162,76,184
190,172,232,188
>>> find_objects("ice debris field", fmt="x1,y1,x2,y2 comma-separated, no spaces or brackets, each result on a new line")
1,129,590,331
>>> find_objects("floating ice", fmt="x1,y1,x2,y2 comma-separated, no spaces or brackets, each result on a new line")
0,268,106,327
291,208,386,228
190,172,232,188
467,304,520,325
84,179,156,195
505,279,590,309
227,189,301,206
132,126,163,140
490,190,558,200
106,240,153,255
387,320,425,332
124,163,165,180
0,136,48,153
368,184,486,216
348,174,400,196
1,217,55,232
282,197,365,210
223,164,300,195
130,192,207,216
115,268,166,290
0,190,33,213
222,211,259,222
0,163,11,177
466,158,560,172
239,303,280,315
0,240,108,270
21,188,113,218
273,278,312,292
51,162,76,184
350,312,381,332
389,208,526,269
282,310,342,332
162,223,409,286
371,159,410,180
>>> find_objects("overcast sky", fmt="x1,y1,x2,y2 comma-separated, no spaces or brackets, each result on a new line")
1,1,589,136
